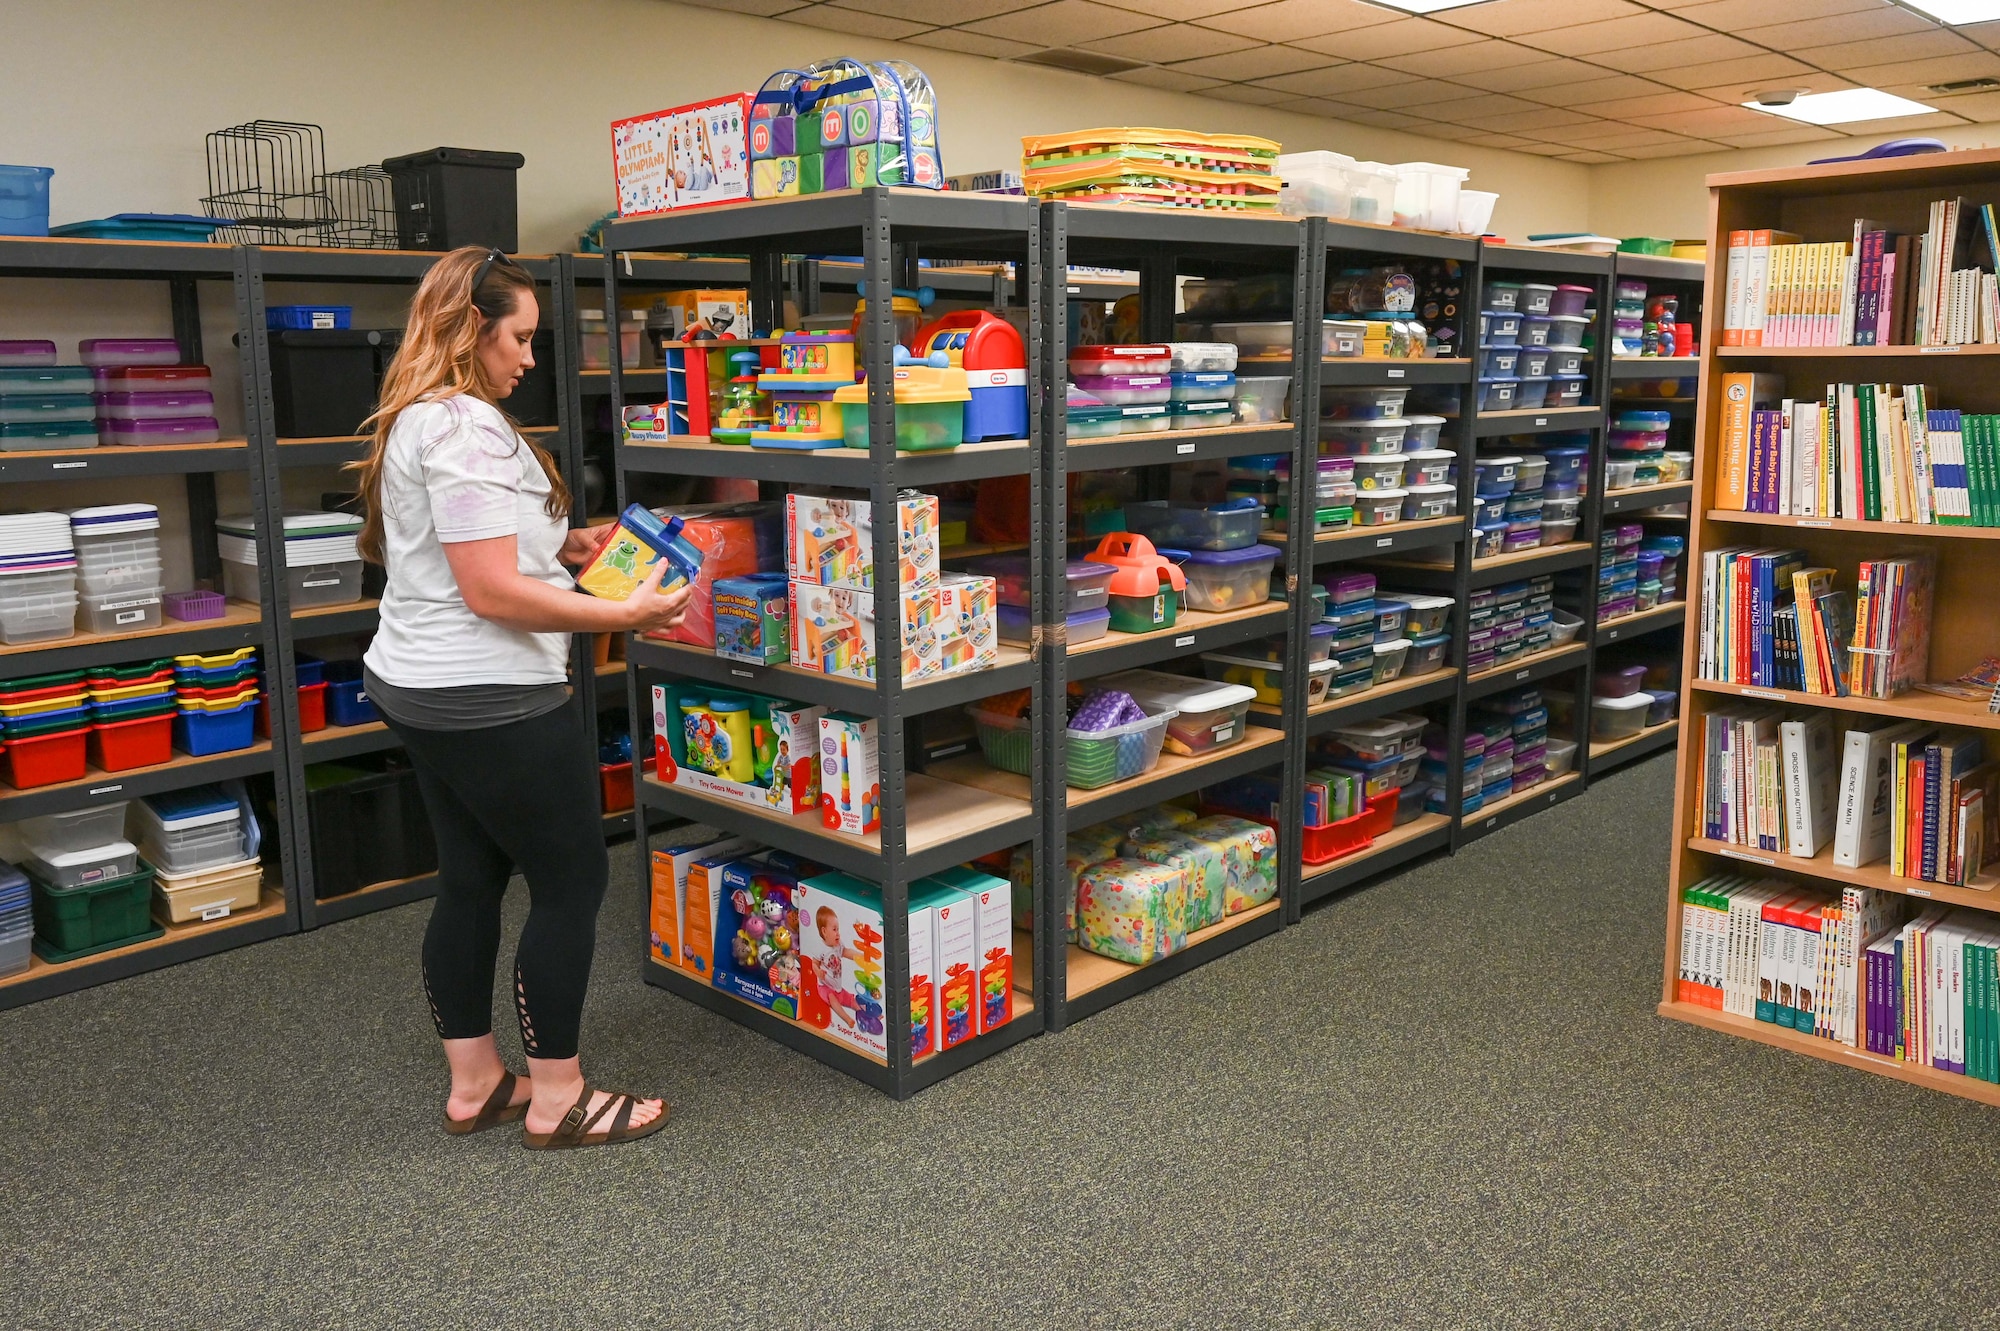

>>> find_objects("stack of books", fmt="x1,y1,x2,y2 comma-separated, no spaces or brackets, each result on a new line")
1697,548,1930,701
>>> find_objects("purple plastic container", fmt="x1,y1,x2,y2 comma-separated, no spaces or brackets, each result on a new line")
1323,570,1376,606
1549,284,1593,318
1595,664,1649,698
101,415,219,447
93,389,216,420
78,338,181,368
0,340,56,367
163,589,226,622
968,554,1115,613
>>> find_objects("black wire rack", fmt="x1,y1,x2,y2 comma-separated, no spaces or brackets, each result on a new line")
320,166,398,249
203,120,338,245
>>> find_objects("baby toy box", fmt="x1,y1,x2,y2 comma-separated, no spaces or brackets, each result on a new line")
818,712,880,836
712,858,810,1016
788,579,942,684
611,93,752,217
785,490,939,591
649,827,755,972
651,684,822,816
712,573,790,665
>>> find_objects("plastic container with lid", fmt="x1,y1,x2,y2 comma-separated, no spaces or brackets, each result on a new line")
1473,455,1520,496
1325,712,1428,763
1477,378,1518,412
1210,322,1292,358
79,585,162,634
1321,419,1407,457
1518,315,1555,348
1478,345,1519,378
1473,495,1507,526
102,416,220,447
1401,416,1445,451
1324,571,1376,607
92,389,216,421
1540,445,1589,487
1512,455,1549,491
970,555,1114,614
1473,521,1507,559
1400,448,1453,488
0,420,97,450
0,394,94,425
1540,518,1579,546
1170,343,1238,373
1517,283,1558,315
1547,348,1585,378
1372,637,1412,684
92,365,213,396
0,366,93,397
1315,455,1357,495
1071,344,1171,378
23,839,140,889
18,801,129,856
1513,346,1549,379
1400,482,1455,522
0,340,56,367
1104,669,1258,757
1483,311,1522,347
1179,544,1279,612
1171,400,1235,431
1546,314,1590,349
1515,377,1550,410
1549,285,1593,318
1233,375,1289,424
1605,458,1640,490
1168,371,1236,404
1353,488,1406,528
131,786,250,875
1390,162,1468,232
1201,651,1335,707
1484,281,1522,312
78,338,181,368
1072,373,1172,405
1321,386,1409,421
1122,500,1264,553
1591,691,1652,740
1351,456,1407,492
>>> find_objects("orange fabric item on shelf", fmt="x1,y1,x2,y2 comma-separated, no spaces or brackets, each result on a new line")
662,514,762,648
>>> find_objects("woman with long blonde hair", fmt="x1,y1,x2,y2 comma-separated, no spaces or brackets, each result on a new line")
354,246,685,1150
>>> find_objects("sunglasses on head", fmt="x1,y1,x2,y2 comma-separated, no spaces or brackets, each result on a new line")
469,247,513,295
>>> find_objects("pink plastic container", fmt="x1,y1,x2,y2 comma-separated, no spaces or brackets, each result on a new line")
1071,373,1172,405
1069,344,1171,377
0,340,56,367
1549,284,1593,318
78,338,181,368
93,390,216,421
101,416,220,447
92,365,213,395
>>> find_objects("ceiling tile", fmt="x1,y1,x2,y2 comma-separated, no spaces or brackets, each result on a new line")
1519,11,1709,57
1522,74,1671,107
1839,51,2000,87
1340,108,1449,130
1196,0,1400,42
1461,132,1544,148
1165,44,1328,79
1689,74,1858,104
1547,126,1692,149
1590,33,1761,74
674,0,811,14
1510,141,1583,156
1738,7,1945,51
1928,90,2000,121
1096,0,1244,17
905,28,1042,57
1627,104,1776,132
1372,39,1533,80
1291,18,1484,60
1332,79,1482,110
796,8,934,38
1273,96,1371,117
1417,92,1547,123
1449,58,1607,93
1643,53,1819,94
963,0,1160,43
1957,20,2000,51
1083,22,1262,61
1106,64,1228,91
1614,140,1728,159
825,0,1036,19
1560,150,1630,162
1254,62,1406,96
1573,90,1722,117
1796,30,1978,73
1667,0,1879,29
1198,83,1297,105
1708,126,1851,147
1479,106,1603,132
1434,0,1643,37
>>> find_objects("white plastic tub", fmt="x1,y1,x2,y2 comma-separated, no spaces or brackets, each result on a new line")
80,585,162,634
18,802,130,856
1170,343,1237,373
23,840,139,889
0,569,77,644
1401,482,1456,521
1591,691,1653,740
131,790,248,875
1544,737,1577,776
222,557,363,607
1321,419,1407,456
1321,386,1409,420
1103,669,1258,757
1372,637,1412,684
1179,544,1279,612
1391,162,1469,232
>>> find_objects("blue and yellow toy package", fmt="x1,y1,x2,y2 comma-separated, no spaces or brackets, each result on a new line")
713,858,809,1017
577,504,704,600
712,573,790,665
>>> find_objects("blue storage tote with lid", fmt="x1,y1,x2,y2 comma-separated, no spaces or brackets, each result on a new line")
0,165,53,237
132,785,251,874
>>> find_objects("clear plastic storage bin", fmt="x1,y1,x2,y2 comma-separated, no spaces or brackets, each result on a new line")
1105,670,1257,757
1321,386,1409,420
1353,456,1407,492
1390,162,1468,231
222,558,364,607
1354,489,1406,527
130,788,249,875
102,416,220,446
19,802,130,855
80,585,162,634
1122,501,1264,552
23,840,140,889
1321,419,1407,456
0,569,77,644
1179,544,1279,612
1234,376,1289,423
1592,691,1652,740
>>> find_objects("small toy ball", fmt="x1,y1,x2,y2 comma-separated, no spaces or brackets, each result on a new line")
770,926,792,953
744,915,768,941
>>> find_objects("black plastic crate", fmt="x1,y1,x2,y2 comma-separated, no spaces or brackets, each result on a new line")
380,147,524,251
267,329,399,437
306,759,438,899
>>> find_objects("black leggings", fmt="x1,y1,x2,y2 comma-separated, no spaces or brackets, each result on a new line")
384,702,609,1061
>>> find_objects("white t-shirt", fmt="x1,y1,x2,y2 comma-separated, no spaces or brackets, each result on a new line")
362,395,571,688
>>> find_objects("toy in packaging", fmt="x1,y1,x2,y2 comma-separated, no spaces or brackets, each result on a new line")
788,579,941,683
651,684,822,814
1185,815,1278,914
1008,822,1122,936
934,573,997,677
577,504,702,600
612,94,752,217
751,58,943,198
818,712,880,835
652,288,750,338
913,878,978,1051
785,490,939,591
672,849,741,978
930,864,1014,1034
1121,827,1224,933
648,826,754,971
909,310,1029,442
713,859,809,1016
658,503,775,647
1074,857,1187,965
713,573,791,665
794,871,892,1057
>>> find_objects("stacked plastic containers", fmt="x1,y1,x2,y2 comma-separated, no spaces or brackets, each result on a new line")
1167,343,1238,431
1465,576,1557,675
71,503,163,634
0,670,90,788
1116,500,1278,616
1597,523,1645,622
1610,278,1647,357
1316,384,1456,531
1477,280,1593,414
131,786,262,924
1067,344,1173,439
966,553,1115,648
0,349,97,452
216,510,364,607
0,859,28,976
173,648,260,756
84,339,220,447
0,512,77,644
86,658,176,771
16,800,156,962
1466,452,1541,558
1607,409,1670,490
1522,437,1589,546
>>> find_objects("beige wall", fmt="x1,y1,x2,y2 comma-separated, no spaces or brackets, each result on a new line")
2,0,1593,246
1589,121,2000,242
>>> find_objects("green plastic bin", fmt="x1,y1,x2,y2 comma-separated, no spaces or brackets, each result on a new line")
31,863,158,957
1107,588,1179,634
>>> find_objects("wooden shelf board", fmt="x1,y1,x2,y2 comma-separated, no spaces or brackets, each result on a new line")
1073,421,1290,448
1598,599,1687,637
595,660,626,678
1590,717,1680,760
643,768,1029,859
1686,837,2000,912
301,719,389,746
1688,678,2000,734
1477,405,1600,424
330,871,437,903
0,740,273,811
279,427,555,444
1466,641,1587,686
1659,999,2000,1108
1301,811,1453,881
1065,899,1280,999
0,598,262,660
1255,665,1457,720
1606,481,1692,505
1264,514,1464,553
1707,509,2000,540
1716,344,2000,359
623,434,1030,464
1472,770,1581,821
0,886,285,992
926,726,1285,809
1468,538,1593,572
292,597,378,620
2,438,249,460
1066,600,1288,657
636,633,1031,692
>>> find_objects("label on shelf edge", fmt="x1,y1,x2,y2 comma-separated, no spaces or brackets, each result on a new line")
1176,442,1194,454
88,784,123,795
1387,368,1405,378
53,461,87,470
1799,519,1832,528
1921,346,1960,354
1174,634,1195,647
1909,886,1932,897
1718,846,1776,867
730,668,754,679
1739,687,1785,700
1376,536,1392,546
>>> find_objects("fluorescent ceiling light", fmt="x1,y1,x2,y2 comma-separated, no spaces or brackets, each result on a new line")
1898,0,2000,24
1363,0,1500,13
1745,88,1938,125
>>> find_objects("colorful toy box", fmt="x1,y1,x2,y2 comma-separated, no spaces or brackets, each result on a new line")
1008,822,1122,936
665,848,743,978
913,877,979,1051
751,58,943,199
713,859,809,1016
712,573,791,665
818,712,880,836
576,504,702,601
648,826,754,971
934,573,997,677
911,310,1029,442
653,289,750,339
657,503,775,648
785,490,939,591
651,684,822,815
831,355,970,452
1185,815,1279,914
611,94,752,217
1121,827,1224,933
788,579,942,683
929,864,1014,1035
1074,857,1187,965
794,871,896,1058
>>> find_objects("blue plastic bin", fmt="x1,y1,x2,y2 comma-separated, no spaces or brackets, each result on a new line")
326,679,377,727
174,700,256,756
0,166,53,237
294,654,324,687
266,305,353,331
48,214,224,242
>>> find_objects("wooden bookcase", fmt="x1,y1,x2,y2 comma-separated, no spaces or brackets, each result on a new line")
1662,146,2000,1107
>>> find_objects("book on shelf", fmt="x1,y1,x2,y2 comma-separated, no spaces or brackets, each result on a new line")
1849,554,1934,700
1916,657,2000,713
1720,202,2000,348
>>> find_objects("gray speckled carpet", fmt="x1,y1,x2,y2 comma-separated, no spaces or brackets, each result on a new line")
5,752,1998,1330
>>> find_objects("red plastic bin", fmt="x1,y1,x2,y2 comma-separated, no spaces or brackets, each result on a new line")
254,681,327,738
599,757,654,814
89,713,173,772
1299,788,1398,864
4,726,89,789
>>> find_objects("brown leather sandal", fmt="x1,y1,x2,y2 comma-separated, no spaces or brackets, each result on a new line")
520,1084,670,1150
442,1070,530,1136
